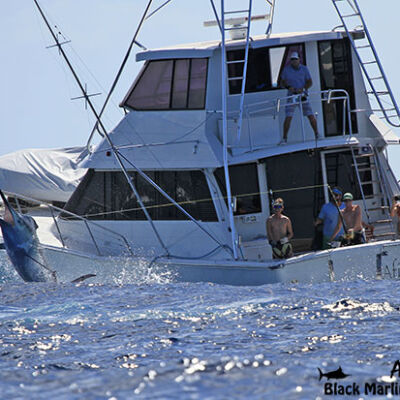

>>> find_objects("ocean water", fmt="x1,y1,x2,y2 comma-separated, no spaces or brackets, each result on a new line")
1,250,400,399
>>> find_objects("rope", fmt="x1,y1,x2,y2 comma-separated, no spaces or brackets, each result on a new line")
64,183,331,219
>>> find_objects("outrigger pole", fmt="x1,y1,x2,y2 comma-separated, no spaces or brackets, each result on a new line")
85,0,154,149
33,0,170,256
33,0,232,258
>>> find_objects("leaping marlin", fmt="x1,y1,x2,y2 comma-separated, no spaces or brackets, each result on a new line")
0,190,56,282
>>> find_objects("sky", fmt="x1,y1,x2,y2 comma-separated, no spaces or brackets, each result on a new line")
2,0,400,176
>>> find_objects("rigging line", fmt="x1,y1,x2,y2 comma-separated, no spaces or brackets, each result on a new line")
115,114,212,151
148,243,234,268
24,251,57,281
164,113,214,144
116,140,202,151
270,184,328,194
145,0,173,20
70,183,331,219
86,0,154,147
113,110,213,170
33,0,170,255
117,152,231,254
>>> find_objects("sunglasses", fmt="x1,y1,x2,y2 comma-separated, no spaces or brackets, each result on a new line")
273,204,283,209
344,199,352,202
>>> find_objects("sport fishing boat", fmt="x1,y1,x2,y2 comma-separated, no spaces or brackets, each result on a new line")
2,0,400,285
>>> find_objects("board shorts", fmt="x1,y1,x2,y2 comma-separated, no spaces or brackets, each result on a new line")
271,238,293,259
285,96,313,117
341,231,366,246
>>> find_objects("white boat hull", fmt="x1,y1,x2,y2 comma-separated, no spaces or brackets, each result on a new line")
39,240,400,285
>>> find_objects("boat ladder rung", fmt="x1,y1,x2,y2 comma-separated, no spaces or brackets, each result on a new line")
374,219,393,224
368,206,389,211
371,107,396,112
369,76,384,81
356,166,375,172
356,44,371,49
342,13,360,18
228,76,243,81
367,91,389,96
373,232,397,238
362,60,378,65
224,9,250,15
360,180,379,185
227,59,246,64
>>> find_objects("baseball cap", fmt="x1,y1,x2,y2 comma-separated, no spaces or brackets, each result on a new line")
343,192,353,200
290,51,300,60
332,188,342,196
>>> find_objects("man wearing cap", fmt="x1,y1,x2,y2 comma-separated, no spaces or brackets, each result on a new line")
266,198,294,258
280,51,319,144
330,192,365,245
315,187,345,249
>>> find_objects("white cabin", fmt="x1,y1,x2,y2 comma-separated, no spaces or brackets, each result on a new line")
56,29,399,261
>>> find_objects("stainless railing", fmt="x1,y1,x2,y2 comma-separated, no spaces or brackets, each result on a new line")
225,88,354,151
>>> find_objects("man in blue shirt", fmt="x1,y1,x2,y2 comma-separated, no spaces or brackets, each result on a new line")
280,51,319,144
315,187,345,249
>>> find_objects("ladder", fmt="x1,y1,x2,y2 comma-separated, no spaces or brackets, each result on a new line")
372,146,396,239
219,0,255,259
351,145,396,240
331,0,400,128
222,2,253,141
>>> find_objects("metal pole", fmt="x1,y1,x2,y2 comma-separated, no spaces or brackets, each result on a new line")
266,0,276,36
221,0,239,259
236,1,252,141
33,0,169,255
86,0,154,149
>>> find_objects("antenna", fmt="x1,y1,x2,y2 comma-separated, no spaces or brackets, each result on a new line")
204,14,268,40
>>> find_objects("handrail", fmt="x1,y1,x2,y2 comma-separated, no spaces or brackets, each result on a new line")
219,88,354,148
0,191,134,257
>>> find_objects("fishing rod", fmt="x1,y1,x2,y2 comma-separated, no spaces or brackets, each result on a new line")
327,185,348,235
85,0,154,148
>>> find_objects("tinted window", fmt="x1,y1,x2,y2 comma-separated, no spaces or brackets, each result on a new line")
214,163,261,215
227,43,305,95
62,169,217,221
172,59,189,108
188,59,208,108
124,60,173,110
123,58,208,110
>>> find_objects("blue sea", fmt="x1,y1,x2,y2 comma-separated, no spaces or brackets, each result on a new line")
1,250,400,399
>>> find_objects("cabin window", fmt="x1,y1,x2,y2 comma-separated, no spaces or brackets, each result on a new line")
123,58,208,110
62,169,217,221
214,163,261,215
227,43,305,95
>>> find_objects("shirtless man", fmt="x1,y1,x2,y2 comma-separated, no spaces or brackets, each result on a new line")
330,192,365,245
266,198,294,258
390,195,400,236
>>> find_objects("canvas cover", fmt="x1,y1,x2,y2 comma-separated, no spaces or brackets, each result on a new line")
0,147,88,203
